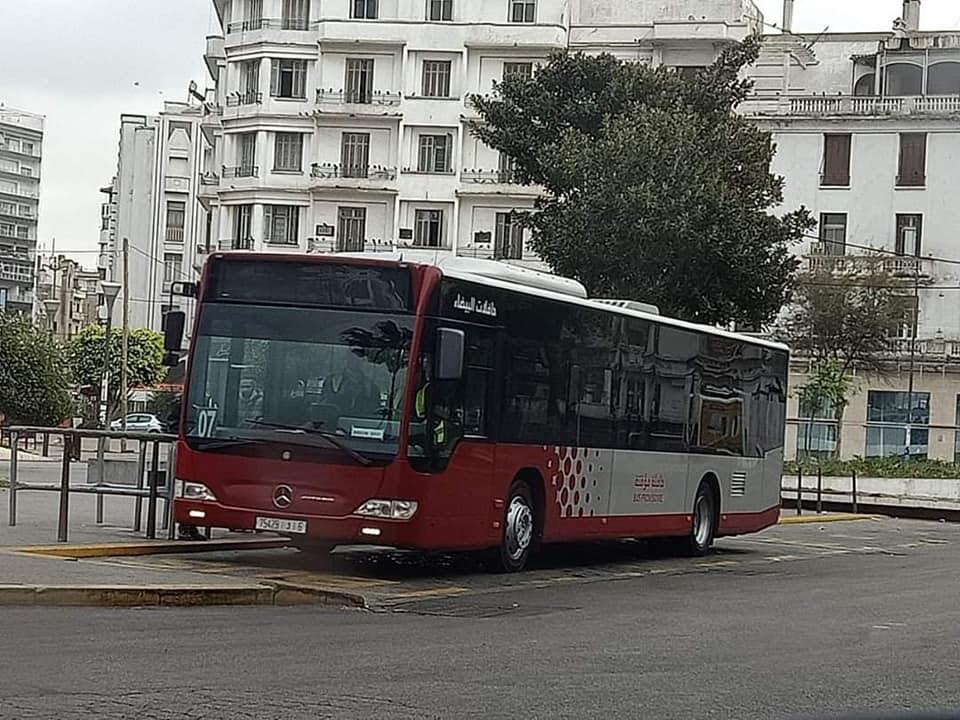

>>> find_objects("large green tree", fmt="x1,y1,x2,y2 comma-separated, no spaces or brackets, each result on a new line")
67,325,165,419
0,313,73,426
470,38,812,327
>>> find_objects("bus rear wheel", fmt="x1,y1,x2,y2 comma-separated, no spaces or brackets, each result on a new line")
494,481,537,573
684,481,718,557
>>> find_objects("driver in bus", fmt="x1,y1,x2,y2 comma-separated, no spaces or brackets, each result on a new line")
237,378,263,425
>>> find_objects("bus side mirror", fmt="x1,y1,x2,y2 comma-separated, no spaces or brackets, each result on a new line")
163,311,186,367
436,328,465,381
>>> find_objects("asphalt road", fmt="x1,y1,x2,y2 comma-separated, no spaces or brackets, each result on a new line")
2,520,960,720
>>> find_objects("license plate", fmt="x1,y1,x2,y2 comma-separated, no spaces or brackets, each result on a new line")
255,517,307,534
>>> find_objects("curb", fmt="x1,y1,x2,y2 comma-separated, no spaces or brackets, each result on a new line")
0,582,367,608
778,513,877,525
15,538,291,560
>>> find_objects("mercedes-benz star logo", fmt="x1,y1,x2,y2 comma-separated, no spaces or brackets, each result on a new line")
273,485,294,509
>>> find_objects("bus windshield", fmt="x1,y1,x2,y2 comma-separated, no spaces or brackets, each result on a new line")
184,302,414,458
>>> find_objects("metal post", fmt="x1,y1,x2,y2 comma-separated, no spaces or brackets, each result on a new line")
905,266,920,460
121,238,130,452
57,435,72,543
162,441,175,535
796,466,803,515
95,435,105,525
146,440,160,539
852,470,859,514
816,466,823,515
133,441,146,532
41,432,49,457
8,431,19,527
99,312,114,429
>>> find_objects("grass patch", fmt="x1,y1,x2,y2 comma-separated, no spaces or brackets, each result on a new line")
786,456,960,480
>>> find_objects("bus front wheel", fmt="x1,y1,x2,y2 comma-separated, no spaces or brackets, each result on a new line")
684,481,718,557
494,481,537,573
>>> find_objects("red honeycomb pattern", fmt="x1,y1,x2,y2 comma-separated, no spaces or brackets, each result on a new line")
545,446,605,518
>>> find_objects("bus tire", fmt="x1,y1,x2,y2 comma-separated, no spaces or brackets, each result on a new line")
684,481,718,557
494,480,537,573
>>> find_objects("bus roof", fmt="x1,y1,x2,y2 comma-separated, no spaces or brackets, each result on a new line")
211,251,790,353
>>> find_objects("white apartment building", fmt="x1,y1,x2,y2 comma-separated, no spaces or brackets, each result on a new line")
0,106,43,315
100,103,209,332
742,1,960,462
199,0,761,264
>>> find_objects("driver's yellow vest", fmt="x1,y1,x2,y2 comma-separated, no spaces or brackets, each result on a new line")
415,384,446,444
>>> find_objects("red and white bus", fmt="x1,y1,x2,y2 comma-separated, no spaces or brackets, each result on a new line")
170,252,787,571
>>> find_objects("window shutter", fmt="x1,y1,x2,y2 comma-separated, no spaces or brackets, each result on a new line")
898,133,926,187
270,60,280,96
263,205,273,241
822,134,851,186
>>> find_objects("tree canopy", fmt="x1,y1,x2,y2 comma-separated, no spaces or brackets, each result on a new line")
67,326,165,418
470,38,812,327
0,313,73,426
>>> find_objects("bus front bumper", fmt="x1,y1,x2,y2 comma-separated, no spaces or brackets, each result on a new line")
174,498,419,547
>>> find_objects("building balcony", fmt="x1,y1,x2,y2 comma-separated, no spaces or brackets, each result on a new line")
226,17,311,33
459,169,541,197
806,244,933,277
310,163,398,192
0,228,31,242
165,227,185,243
744,94,960,117
204,35,225,81
0,264,33,285
0,185,38,200
224,18,315,48
0,205,34,221
0,166,38,182
222,165,259,179
314,89,402,116
225,91,263,108
0,144,40,160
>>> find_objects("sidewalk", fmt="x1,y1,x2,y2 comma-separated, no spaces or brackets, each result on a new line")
0,488,338,607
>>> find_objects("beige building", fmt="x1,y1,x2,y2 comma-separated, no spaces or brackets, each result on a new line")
37,256,101,342
744,1,960,462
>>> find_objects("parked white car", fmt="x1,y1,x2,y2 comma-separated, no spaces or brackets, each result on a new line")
110,413,163,433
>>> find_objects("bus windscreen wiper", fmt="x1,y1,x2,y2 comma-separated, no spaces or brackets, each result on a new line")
247,420,373,466
189,436,268,451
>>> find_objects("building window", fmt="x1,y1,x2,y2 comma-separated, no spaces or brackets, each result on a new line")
498,152,518,183
233,204,253,249
345,58,374,103
884,63,923,97
495,212,524,260
954,396,960,463
337,207,367,252
418,135,450,173
896,214,922,257
238,132,257,175
244,0,263,29
503,62,534,81
270,58,307,99
509,0,536,23
421,60,452,98
340,132,370,178
821,134,851,187
866,390,930,459
281,0,310,30
351,0,378,19
239,59,261,103
165,201,185,243
274,132,303,172
675,66,707,81
163,253,182,284
16,226,28,239
897,133,926,187
928,62,960,95
264,205,300,245
414,209,443,247
818,213,847,255
854,73,876,96
21,141,35,156
427,0,452,20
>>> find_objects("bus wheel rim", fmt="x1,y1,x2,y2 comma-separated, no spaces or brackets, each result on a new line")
505,496,533,561
694,493,712,548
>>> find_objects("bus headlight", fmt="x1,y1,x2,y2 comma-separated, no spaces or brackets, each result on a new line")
182,481,218,502
354,499,419,521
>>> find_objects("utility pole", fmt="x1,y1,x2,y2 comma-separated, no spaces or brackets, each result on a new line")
121,238,130,449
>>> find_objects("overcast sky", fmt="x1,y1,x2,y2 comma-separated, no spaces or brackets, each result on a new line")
2,0,959,265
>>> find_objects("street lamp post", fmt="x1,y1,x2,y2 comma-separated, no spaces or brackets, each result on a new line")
98,281,122,429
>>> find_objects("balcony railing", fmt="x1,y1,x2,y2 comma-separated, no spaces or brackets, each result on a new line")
225,91,262,107
310,163,397,181
219,238,254,251
315,89,402,106
746,94,960,117
165,227,185,243
222,165,259,179
226,17,310,33
462,169,520,184
806,244,931,277
0,186,38,199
